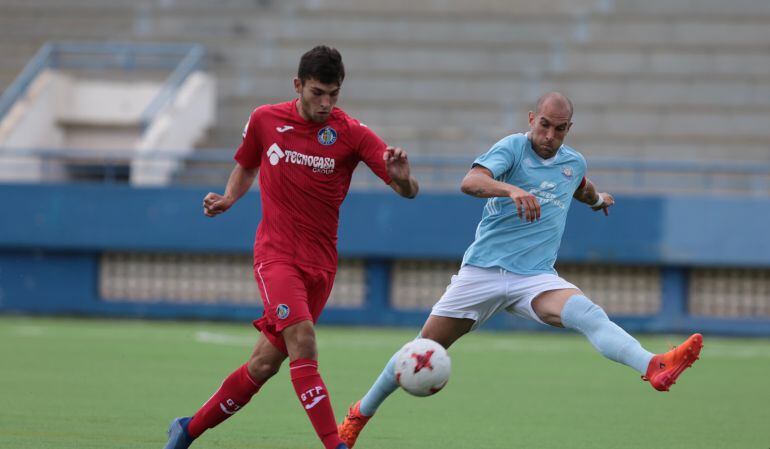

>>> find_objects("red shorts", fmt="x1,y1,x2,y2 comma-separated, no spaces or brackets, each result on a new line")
252,260,335,354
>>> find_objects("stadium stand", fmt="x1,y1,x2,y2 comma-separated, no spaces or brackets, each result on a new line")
1,0,769,335
1,0,769,164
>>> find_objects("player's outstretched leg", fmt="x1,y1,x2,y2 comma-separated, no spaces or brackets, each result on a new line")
559,295,703,391
340,316,471,448
163,335,283,448
338,353,399,448
162,362,263,449
642,333,703,391
560,295,656,374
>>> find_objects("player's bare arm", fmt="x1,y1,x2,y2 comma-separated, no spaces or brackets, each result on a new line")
203,163,259,217
460,165,541,222
384,146,419,198
573,177,614,216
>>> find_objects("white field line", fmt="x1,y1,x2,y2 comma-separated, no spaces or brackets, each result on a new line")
11,325,46,336
194,331,254,347
193,331,770,358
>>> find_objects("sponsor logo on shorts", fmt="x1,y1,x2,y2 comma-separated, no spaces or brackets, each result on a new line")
317,126,337,146
276,304,290,319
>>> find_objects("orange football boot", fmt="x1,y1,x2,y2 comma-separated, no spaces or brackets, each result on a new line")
338,401,372,448
642,333,703,391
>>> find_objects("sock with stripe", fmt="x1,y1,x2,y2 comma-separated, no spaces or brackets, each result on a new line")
187,363,263,438
290,359,343,449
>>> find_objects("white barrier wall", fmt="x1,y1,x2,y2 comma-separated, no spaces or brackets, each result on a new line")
0,70,215,184
132,72,216,186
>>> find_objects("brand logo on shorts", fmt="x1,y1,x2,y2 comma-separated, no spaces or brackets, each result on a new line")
276,304,290,319
317,126,337,146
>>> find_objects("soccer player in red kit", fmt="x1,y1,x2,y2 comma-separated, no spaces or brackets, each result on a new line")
162,45,419,449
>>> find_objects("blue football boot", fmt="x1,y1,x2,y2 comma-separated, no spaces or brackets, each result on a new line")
163,417,194,449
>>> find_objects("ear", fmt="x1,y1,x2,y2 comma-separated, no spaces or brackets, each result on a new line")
293,78,302,95
528,111,535,128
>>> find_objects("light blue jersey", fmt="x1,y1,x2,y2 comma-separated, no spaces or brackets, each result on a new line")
462,133,587,275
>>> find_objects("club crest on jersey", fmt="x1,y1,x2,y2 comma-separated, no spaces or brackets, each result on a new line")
317,126,337,146
276,304,290,320
562,166,573,179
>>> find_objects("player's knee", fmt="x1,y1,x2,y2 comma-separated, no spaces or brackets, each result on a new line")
247,356,281,382
540,311,565,327
561,295,609,331
284,324,318,360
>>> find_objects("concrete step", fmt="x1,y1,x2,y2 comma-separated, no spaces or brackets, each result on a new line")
213,71,770,109
583,14,770,49
297,0,604,18
613,0,770,17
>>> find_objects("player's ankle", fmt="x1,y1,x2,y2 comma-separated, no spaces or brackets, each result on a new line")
322,434,344,449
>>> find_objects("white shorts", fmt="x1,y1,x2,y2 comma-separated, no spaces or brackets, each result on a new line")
430,265,578,329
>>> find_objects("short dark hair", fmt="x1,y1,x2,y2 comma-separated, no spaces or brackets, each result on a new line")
297,45,345,86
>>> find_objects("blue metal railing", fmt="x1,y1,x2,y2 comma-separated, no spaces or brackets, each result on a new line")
1,147,769,196
140,44,205,129
0,41,205,130
0,43,54,122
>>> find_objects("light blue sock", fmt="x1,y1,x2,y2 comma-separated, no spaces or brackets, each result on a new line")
561,295,654,374
359,351,399,416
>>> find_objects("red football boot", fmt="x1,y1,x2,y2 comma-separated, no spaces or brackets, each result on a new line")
643,333,703,391
338,401,372,448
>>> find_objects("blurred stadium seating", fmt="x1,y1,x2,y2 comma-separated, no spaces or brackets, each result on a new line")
0,0,768,336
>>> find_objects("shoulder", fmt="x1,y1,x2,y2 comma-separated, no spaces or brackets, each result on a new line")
333,107,380,141
247,103,276,123
254,100,292,118
495,132,526,148
334,107,363,129
560,144,587,168
487,132,527,154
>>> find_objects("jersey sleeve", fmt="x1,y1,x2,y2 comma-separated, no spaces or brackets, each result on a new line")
356,123,393,185
472,135,521,179
234,108,263,169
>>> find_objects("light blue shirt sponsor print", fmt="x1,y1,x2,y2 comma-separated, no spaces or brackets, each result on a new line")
462,133,587,275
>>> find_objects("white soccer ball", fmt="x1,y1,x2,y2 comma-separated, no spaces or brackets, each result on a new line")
394,338,451,397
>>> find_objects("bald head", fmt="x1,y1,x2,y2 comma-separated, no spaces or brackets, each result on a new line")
528,92,574,159
535,92,573,120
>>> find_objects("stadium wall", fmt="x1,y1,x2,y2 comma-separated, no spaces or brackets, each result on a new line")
1,183,768,336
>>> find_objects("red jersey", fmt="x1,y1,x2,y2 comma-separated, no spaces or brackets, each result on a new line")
234,99,392,271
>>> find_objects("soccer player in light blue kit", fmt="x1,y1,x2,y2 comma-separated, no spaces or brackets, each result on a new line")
338,92,703,447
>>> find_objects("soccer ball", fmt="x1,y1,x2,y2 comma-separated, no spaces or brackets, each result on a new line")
394,338,451,397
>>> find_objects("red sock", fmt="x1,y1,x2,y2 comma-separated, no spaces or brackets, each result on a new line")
187,363,262,438
290,359,343,449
